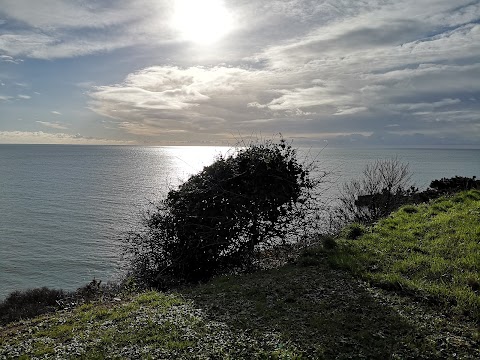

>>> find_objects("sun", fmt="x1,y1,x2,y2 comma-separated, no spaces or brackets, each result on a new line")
172,0,233,45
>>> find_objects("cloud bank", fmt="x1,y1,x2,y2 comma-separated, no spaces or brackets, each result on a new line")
87,0,480,144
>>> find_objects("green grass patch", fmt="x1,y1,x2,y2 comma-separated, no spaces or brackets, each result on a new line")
182,262,438,359
329,190,480,319
0,290,307,359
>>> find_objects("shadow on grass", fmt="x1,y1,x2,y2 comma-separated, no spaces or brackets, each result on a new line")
181,257,435,359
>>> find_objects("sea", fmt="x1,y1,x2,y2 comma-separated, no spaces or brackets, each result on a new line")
1,144,479,300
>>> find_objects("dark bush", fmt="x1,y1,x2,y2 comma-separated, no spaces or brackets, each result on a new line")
125,137,321,288
430,176,478,193
415,176,479,203
75,278,105,301
0,287,65,325
0,279,127,326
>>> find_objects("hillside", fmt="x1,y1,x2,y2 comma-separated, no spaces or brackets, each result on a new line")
1,190,479,359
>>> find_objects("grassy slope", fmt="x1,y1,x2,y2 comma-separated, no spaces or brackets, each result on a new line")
1,191,479,359
329,189,480,319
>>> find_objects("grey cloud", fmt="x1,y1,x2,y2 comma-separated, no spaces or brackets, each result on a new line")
0,0,172,59
388,99,462,112
0,0,162,30
327,130,480,147
243,2,480,142
0,31,140,59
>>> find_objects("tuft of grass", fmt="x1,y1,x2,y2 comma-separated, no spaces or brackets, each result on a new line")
329,190,480,319
342,222,366,240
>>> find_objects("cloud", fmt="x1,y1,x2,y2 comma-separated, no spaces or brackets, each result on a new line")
88,65,263,136
51,111,62,115
2,0,479,146
0,54,22,64
387,98,462,112
36,121,68,130
235,1,480,143
326,130,480,147
87,47,480,143
334,107,368,116
0,1,173,59
0,131,132,145
17,94,31,99
0,33,129,60
0,1,135,29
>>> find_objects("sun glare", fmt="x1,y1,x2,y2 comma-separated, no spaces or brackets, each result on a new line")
172,0,233,45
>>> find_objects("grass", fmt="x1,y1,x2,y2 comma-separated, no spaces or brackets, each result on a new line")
328,189,480,319
1,290,304,359
1,190,479,358
181,261,435,359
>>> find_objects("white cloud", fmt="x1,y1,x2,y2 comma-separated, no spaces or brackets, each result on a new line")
88,65,263,136
334,107,368,116
18,94,31,99
51,111,62,115
259,86,348,110
0,54,22,64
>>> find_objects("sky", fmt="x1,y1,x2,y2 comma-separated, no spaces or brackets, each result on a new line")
0,0,479,146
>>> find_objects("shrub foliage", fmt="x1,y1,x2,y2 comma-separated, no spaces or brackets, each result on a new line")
336,157,417,225
416,176,479,202
125,138,319,287
0,287,65,325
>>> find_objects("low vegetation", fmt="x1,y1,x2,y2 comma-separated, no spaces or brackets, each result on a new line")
336,157,416,225
2,291,302,359
124,137,324,289
336,156,478,226
329,189,480,319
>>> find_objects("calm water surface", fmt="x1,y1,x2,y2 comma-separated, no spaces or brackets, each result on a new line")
0,145,479,299
0,145,230,299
